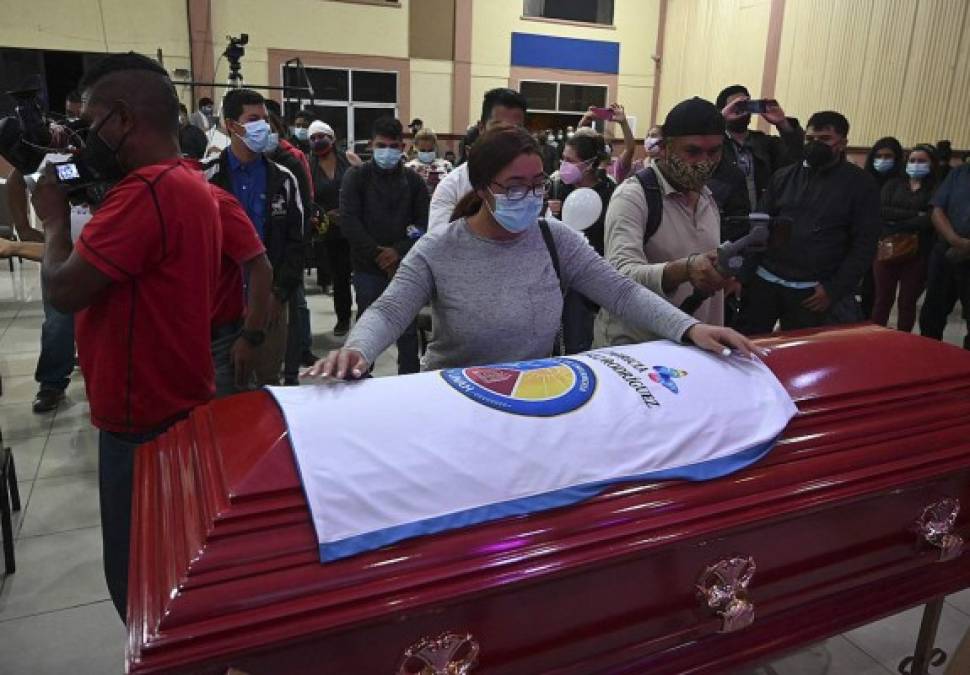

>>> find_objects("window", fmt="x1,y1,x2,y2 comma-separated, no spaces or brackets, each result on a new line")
332,0,400,6
520,79,607,114
282,65,398,147
523,0,614,25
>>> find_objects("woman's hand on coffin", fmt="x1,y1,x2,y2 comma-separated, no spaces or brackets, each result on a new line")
685,324,757,358
301,348,369,381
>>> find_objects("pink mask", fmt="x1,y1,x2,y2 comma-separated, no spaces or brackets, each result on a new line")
559,160,585,185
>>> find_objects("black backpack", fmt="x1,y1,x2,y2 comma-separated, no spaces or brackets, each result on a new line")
634,165,664,246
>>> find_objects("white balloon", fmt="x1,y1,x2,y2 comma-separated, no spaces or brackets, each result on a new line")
561,188,603,231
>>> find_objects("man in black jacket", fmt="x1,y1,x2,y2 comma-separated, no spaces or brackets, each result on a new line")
340,116,429,374
714,85,804,212
736,111,881,334
202,88,305,385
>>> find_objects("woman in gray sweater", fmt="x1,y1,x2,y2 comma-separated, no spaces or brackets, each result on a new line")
304,124,754,379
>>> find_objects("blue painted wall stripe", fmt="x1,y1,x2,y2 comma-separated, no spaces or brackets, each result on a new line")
510,32,620,75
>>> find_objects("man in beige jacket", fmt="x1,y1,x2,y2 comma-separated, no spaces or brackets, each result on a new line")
596,97,731,346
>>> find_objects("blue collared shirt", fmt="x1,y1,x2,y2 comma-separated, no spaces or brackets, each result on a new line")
932,164,970,237
227,149,267,241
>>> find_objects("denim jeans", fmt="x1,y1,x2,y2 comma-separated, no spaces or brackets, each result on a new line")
284,283,312,380
99,426,169,622
920,242,970,349
34,289,75,392
353,272,419,374
211,321,244,398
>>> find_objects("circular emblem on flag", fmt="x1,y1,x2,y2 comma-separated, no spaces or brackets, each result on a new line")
441,358,596,417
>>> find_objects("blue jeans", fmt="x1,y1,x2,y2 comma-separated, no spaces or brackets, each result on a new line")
34,289,75,392
284,284,312,380
353,272,419,374
99,426,169,622
211,321,244,398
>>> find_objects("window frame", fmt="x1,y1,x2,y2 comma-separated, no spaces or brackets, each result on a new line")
521,0,615,28
331,0,401,7
282,64,399,147
518,79,609,115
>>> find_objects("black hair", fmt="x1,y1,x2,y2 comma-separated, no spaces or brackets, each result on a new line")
178,103,188,115
79,51,168,90
936,140,953,161
267,112,288,136
371,116,403,141
480,88,528,125
264,99,282,116
910,143,942,192
864,136,904,179
294,108,316,122
565,130,609,168
65,89,82,104
222,88,264,122
78,52,179,134
715,84,749,110
452,123,540,220
198,97,213,107
806,111,849,137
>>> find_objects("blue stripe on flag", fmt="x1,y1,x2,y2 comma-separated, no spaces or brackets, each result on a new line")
319,436,780,562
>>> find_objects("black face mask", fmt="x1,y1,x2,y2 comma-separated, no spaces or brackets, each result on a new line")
79,107,130,181
726,114,751,132
804,140,836,169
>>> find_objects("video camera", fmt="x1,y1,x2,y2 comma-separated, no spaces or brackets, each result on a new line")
0,85,54,175
0,84,110,203
680,212,792,315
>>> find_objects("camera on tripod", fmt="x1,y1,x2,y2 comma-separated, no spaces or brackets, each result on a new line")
225,33,249,86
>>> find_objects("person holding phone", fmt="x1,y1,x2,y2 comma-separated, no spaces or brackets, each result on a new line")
579,103,636,182
715,85,804,210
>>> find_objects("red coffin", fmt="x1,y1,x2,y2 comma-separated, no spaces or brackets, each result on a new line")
128,326,970,674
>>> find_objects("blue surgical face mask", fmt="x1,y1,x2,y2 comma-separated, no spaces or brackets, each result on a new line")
265,131,279,153
906,162,931,178
373,146,402,170
873,157,895,173
235,119,272,154
486,190,544,234
292,127,309,141
417,150,436,164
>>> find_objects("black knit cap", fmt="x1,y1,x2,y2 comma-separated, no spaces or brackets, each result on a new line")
715,84,750,110
662,97,726,138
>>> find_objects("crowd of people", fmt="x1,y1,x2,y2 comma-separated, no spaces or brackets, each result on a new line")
0,49,967,624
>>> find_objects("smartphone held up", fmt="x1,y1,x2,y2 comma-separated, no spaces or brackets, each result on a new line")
740,98,776,115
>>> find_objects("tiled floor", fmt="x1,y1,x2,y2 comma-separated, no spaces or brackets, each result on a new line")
0,260,968,674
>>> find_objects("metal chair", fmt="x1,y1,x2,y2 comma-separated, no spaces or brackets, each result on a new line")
0,180,21,272
0,428,21,575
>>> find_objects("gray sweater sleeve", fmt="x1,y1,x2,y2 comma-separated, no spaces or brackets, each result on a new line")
344,244,434,365
553,222,699,342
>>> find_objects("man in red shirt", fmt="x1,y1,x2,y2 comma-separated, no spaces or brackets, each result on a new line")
209,184,274,395
31,53,222,621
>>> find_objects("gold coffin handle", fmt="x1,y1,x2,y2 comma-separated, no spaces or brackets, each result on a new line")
398,631,480,675
917,498,964,562
697,555,757,633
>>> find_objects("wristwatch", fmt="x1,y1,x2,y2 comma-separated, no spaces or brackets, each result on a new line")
240,329,266,347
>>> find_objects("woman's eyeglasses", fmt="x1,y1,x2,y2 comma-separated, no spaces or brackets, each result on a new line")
490,178,550,201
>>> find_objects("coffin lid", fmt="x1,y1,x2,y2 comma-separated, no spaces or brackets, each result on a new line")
128,326,970,671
